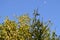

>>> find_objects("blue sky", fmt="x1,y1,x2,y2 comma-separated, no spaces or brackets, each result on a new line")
0,0,60,35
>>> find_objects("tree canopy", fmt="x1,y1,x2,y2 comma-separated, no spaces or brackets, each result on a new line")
0,10,59,40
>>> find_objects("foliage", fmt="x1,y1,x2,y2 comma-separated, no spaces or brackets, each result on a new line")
0,10,59,40
30,10,51,40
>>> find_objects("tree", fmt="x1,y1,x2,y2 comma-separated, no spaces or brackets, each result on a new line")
17,14,32,40
30,9,51,40
0,10,59,40
2,17,18,40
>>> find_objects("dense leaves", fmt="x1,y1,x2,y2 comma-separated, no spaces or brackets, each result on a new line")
0,10,59,40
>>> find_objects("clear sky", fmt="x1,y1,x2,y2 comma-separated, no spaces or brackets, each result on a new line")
0,0,60,35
